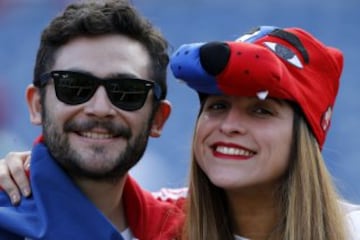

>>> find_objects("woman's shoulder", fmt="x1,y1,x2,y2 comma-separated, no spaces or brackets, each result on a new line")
152,187,188,202
151,187,188,211
340,201,360,212
339,201,360,239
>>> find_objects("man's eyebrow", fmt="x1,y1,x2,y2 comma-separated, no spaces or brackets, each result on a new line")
65,68,143,79
107,73,142,79
269,29,309,64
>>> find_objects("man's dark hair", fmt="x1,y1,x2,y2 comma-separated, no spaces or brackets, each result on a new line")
34,0,169,100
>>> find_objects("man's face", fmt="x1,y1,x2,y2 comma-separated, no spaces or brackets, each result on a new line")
28,35,168,182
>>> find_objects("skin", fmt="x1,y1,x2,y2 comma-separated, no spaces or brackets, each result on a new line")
35,36,156,180
195,95,294,238
0,151,31,202
17,34,171,231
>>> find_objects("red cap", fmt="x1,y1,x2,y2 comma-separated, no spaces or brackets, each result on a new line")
170,26,344,148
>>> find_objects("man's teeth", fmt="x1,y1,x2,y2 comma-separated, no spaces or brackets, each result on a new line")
81,132,114,139
216,146,254,156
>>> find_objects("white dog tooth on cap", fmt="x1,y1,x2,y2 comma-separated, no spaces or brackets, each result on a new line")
256,90,269,100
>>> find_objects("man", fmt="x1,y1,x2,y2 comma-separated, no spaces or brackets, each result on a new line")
0,0,184,239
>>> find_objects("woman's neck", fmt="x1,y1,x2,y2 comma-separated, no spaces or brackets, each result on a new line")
226,186,282,240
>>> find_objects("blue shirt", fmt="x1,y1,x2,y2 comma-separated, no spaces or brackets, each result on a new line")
0,142,124,240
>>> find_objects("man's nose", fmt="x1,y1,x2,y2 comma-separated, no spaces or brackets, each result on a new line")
83,86,116,117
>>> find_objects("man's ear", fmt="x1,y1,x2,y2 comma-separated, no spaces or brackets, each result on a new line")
150,100,172,138
26,84,42,125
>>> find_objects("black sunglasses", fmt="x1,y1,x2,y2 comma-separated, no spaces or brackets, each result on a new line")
38,70,162,111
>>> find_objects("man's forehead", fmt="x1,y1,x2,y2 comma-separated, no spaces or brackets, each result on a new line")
52,34,151,79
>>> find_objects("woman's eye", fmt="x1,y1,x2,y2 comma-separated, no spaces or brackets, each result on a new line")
209,102,227,110
204,101,228,111
253,107,273,115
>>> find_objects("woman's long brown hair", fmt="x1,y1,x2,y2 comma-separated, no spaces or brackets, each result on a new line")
182,103,348,240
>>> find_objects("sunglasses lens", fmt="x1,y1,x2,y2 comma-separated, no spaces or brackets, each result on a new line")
47,71,158,111
107,79,152,111
53,72,96,105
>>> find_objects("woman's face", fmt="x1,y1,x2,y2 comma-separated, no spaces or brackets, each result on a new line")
194,95,294,191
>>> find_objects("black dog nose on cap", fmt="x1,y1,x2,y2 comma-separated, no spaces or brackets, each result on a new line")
199,41,231,76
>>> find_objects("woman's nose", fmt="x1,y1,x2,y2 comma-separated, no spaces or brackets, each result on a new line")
219,107,248,136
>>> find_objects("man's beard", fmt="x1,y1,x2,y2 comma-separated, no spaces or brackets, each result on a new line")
41,110,151,183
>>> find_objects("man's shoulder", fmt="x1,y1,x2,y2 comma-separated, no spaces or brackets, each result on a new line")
123,179,186,239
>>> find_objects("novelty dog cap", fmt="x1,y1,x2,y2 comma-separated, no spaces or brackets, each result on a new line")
170,26,343,148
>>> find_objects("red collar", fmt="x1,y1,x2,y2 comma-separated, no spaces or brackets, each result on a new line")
123,176,185,240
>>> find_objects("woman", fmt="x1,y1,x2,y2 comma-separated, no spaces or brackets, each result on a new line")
169,26,360,239
1,26,360,239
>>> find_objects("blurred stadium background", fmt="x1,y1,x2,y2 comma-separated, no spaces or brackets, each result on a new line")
0,0,359,203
